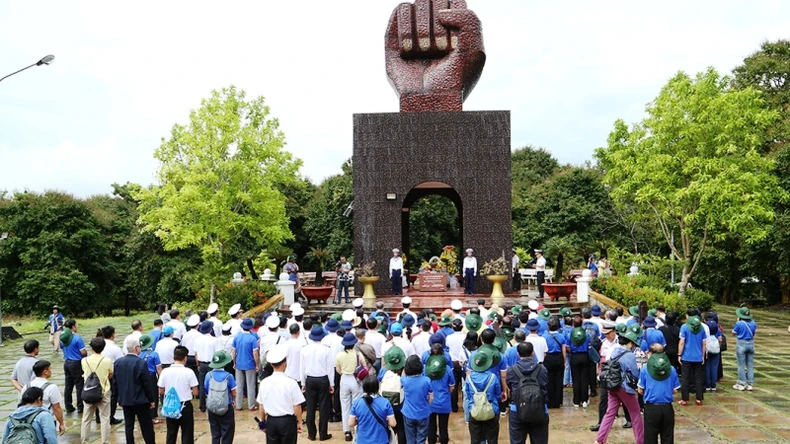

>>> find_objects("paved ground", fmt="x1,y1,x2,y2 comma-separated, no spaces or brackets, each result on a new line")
2,303,789,443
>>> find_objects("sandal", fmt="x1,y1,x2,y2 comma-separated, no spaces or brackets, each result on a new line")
153,419,164,425
250,406,259,411
678,400,688,406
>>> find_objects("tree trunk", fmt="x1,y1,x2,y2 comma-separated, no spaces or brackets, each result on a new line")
781,275,790,305
316,266,323,286
679,261,691,294
246,258,258,280
556,253,564,283
210,282,216,304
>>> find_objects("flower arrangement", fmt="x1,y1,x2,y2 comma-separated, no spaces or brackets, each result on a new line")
440,245,458,274
480,257,509,276
357,261,378,277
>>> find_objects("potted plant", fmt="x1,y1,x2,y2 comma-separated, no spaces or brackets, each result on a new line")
356,261,379,299
481,257,509,299
301,247,334,304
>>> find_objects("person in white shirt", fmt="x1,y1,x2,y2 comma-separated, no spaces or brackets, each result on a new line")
512,249,521,292
226,304,243,337
166,309,187,341
181,314,201,378
98,326,123,424
284,325,305,383
525,319,549,363
259,315,285,380
389,248,404,296
155,326,179,367
158,346,199,443
445,319,467,413
22,360,65,434
364,318,385,371
463,248,478,295
207,303,223,338
411,322,432,358
466,298,489,321
122,320,144,356
300,326,335,441
534,249,547,298
194,321,221,412
381,323,416,358
395,297,416,323
256,344,305,441
450,299,466,320
219,323,234,355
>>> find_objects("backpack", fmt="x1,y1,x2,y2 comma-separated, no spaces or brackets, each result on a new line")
82,357,105,404
583,321,602,352
470,374,496,422
353,353,369,382
206,373,230,415
514,366,546,425
5,410,43,444
260,336,282,370
162,386,183,419
380,370,404,409
599,350,626,391
707,334,720,354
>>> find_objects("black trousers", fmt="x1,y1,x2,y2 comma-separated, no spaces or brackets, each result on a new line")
166,401,194,444
123,403,156,444
570,353,590,405
465,268,476,294
186,356,198,379
544,353,564,408
332,370,342,420
681,361,705,401
149,373,159,419
266,414,297,444
391,270,402,295
96,376,118,421
393,410,407,444
198,362,211,411
450,362,464,412
63,359,84,411
644,403,674,444
509,410,549,444
305,376,331,439
208,407,235,444
537,271,545,297
428,412,449,444
469,416,499,443
589,359,598,393
513,274,522,291
597,387,631,425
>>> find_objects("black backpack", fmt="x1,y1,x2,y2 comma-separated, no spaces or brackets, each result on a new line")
583,321,602,352
599,350,626,391
82,357,105,404
513,366,546,424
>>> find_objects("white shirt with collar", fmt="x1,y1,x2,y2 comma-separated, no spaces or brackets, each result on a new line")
322,333,343,360
256,372,305,417
193,334,221,363
155,337,179,364
411,332,431,358
462,257,477,274
167,319,187,340
122,331,143,356
536,257,546,271
601,337,619,362
284,337,305,381
300,341,335,388
181,329,201,356
512,254,520,274
259,330,284,358
446,331,466,362
365,330,386,359
157,363,198,402
389,257,404,277
382,337,416,358
209,316,223,338
102,339,124,362
525,334,549,363
22,377,61,410
226,318,242,337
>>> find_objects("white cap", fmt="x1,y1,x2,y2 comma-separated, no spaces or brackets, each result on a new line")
186,314,200,327
266,343,288,365
393,248,400,253
292,306,305,317
342,309,356,322
352,298,364,308
228,304,241,316
466,248,473,253
221,322,232,332
528,312,538,320
527,300,539,311
289,302,302,311
401,296,412,305
450,299,463,311
207,303,219,314
265,315,280,329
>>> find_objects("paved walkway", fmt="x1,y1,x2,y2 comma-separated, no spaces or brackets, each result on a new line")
1,303,788,443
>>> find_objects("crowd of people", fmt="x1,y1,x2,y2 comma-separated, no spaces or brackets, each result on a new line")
2,297,759,444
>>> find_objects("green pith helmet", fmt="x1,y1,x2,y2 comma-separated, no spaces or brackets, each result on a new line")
384,346,407,371
686,316,702,334
571,327,587,346
425,355,448,380
647,353,672,381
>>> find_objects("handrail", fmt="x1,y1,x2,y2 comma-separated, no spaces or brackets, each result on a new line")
588,289,627,312
245,294,285,317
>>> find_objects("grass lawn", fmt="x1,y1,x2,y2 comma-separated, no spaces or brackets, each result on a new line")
3,310,161,340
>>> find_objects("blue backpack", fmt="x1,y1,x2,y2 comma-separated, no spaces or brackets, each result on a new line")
161,387,183,419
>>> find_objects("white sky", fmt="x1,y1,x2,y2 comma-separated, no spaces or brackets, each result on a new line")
2,0,789,197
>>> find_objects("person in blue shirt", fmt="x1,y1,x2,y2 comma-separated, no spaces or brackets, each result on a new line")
704,319,722,392
60,320,87,414
732,306,757,391
2,386,59,444
47,306,65,354
230,318,259,411
466,330,508,403
506,342,549,444
349,375,396,444
567,317,591,408
204,350,237,444
562,313,574,387
537,309,551,335
638,345,680,444
139,334,163,424
424,344,455,444
420,333,452,367
504,330,527,367
581,308,602,398
678,315,707,405
595,324,644,444
464,346,501,444
640,316,666,352
377,347,407,443
147,319,165,352
400,355,432,444
543,317,567,409
437,316,454,338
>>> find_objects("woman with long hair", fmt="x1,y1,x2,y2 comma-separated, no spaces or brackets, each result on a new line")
349,376,396,444
335,333,365,442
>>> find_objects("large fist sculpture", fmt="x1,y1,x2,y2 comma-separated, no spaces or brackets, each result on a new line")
385,0,486,112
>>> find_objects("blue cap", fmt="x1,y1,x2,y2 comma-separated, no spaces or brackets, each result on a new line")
429,332,446,347
642,316,657,328
340,320,353,331
591,305,602,316
341,332,357,347
241,318,254,330
526,319,540,331
401,314,415,328
309,326,327,342
390,322,403,335
326,319,340,332
163,326,175,336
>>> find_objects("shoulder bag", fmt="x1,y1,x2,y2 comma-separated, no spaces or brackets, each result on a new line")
364,397,397,444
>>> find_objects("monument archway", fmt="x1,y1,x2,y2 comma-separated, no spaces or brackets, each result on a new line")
401,182,463,266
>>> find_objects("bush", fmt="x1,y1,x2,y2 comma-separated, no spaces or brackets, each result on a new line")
592,276,688,312
176,280,278,321
632,274,671,292
683,287,715,312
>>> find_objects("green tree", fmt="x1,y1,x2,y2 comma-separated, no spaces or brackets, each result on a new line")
134,86,301,302
304,159,353,260
408,195,460,267
596,68,782,293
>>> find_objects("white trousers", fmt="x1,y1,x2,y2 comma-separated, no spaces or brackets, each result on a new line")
339,374,362,433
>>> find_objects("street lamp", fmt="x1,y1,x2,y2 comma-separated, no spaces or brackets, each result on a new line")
0,232,8,346
0,55,56,83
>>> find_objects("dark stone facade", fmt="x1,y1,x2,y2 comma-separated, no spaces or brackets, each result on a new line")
353,111,512,295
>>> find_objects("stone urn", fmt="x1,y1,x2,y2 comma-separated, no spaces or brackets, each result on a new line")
542,283,577,302
486,274,508,299
359,276,380,300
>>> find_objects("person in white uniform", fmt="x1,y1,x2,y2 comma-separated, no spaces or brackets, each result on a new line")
389,248,404,296
463,248,478,295
512,249,521,292
535,249,547,298
226,304,243,337
207,303,223,338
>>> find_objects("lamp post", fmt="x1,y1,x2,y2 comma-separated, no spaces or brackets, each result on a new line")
0,55,55,83
0,232,8,346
